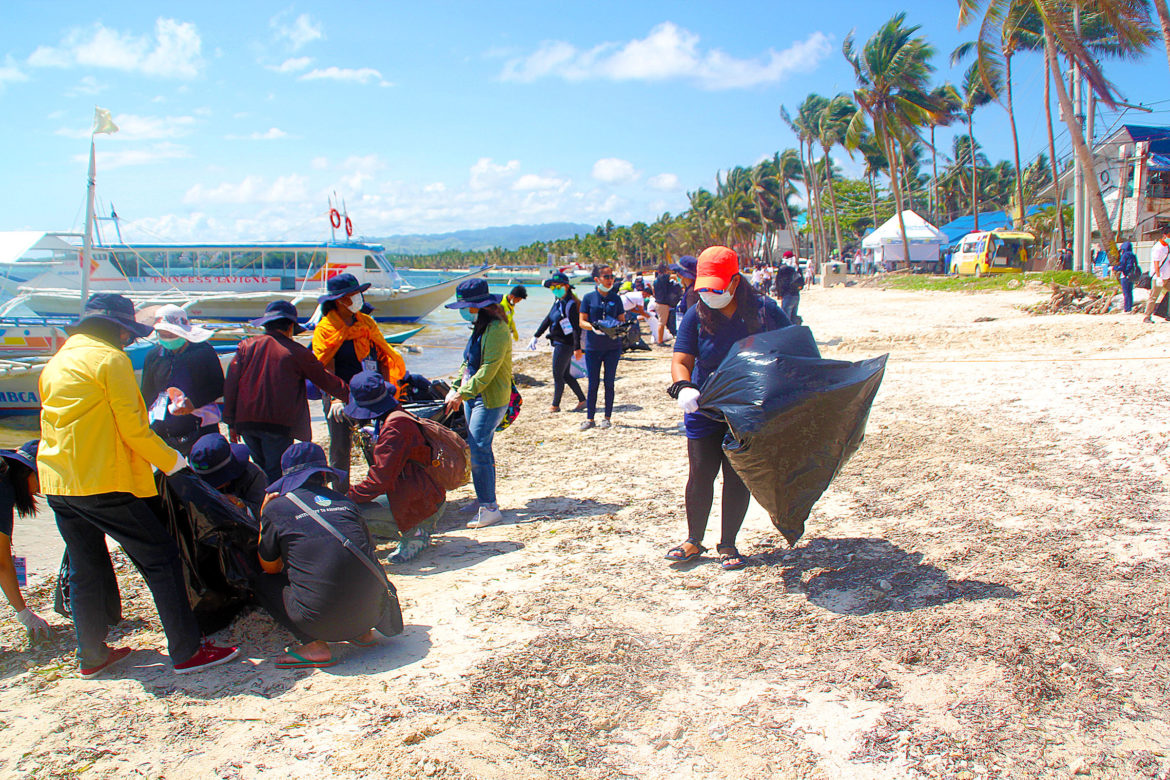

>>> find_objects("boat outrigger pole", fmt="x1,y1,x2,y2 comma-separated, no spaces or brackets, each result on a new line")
82,107,119,314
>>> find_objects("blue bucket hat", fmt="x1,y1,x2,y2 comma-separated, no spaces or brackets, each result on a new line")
343,370,400,420
669,255,698,280
317,272,371,304
266,441,345,495
189,433,252,487
69,293,154,339
445,277,502,309
542,272,573,289
249,300,306,334
0,440,39,472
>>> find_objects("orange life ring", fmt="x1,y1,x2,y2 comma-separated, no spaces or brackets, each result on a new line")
345,216,353,237
329,208,342,229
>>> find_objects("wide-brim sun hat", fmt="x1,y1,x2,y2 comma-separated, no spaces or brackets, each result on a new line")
68,293,154,339
445,277,503,309
189,433,251,486
317,272,371,304
343,370,401,420
542,272,573,289
695,246,740,291
249,300,307,334
0,440,39,472
266,441,346,495
669,255,698,280
152,304,214,343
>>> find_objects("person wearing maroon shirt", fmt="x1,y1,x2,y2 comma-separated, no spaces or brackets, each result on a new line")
343,371,446,563
223,300,349,483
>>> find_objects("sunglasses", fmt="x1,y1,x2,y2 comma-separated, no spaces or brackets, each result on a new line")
597,274,614,280
696,287,728,295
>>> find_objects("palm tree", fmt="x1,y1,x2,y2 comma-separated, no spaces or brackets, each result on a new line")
774,149,805,257
686,189,716,246
817,93,857,260
1157,0,1170,75
858,134,889,231
844,13,941,267
955,62,998,229
785,95,832,267
927,84,962,222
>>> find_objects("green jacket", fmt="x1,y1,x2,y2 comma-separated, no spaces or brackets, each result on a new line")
454,319,513,408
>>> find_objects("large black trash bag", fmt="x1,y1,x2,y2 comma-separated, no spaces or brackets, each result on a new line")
698,325,887,546
155,471,260,633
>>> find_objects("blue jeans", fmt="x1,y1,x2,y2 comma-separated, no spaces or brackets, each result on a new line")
240,427,294,485
464,398,507,507
584,348,621,420
49,492,203,666
780,293,800,322
1120,276,1134,312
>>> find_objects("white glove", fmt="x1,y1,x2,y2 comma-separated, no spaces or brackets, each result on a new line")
328,400,348,424
444,388,460,404
527,336,539,351
17,608,50,642
677,387,701,414
165,453,189,476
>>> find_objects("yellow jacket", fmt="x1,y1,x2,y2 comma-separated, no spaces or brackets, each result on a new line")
38,334,181,498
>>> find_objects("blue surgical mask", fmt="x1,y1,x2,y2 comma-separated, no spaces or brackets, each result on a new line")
459,308,476,322
552,287,567,299
158,335,186,351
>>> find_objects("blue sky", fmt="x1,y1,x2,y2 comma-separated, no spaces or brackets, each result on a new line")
1,1,1166,243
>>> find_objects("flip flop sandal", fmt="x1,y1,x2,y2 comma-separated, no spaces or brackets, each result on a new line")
347,637,378,648
717,546,748,571
276,648,338,669
665,539,707,563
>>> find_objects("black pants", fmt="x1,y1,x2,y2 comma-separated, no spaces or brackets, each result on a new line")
550,342,584,408
50,492,202,666
240,427,294,485
685,429,750,550
248,570,313,643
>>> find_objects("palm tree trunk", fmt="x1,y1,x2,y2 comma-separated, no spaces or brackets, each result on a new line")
822,146,845,259
1045,28,1119,262
868,172,879,230
808,150,827,267
1155,0,1170,76
969,115,980,231
1044,53,1067,250
930,126,939,221
776,181,800,262
1005,52,1025,227
883,131,912,268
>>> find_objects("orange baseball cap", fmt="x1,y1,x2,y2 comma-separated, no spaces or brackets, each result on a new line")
694,246,740,291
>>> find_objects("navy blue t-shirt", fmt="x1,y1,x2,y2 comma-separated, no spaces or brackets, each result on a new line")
674,296,789,438
580,289,626,352
0,476,14,537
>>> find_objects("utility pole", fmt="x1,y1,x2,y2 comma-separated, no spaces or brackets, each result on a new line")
1071,8,1086,272
1083,93,1096,271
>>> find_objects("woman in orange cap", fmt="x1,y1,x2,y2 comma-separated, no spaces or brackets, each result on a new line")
665,246,790,570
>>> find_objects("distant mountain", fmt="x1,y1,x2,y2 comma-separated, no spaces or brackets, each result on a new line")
369,222,594,255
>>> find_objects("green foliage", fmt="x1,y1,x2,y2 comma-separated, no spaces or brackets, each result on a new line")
877,270,1115,292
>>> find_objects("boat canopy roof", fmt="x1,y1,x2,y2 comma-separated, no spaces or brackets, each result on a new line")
0,232,79,264
95,240,387,253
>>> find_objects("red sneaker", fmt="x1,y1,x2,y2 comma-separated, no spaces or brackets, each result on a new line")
173,641,240,674
80,646,133,679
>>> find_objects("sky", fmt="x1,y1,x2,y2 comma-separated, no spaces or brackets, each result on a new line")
1,1,1167,244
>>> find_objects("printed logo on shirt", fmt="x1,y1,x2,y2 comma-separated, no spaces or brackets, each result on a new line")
314,495,332,507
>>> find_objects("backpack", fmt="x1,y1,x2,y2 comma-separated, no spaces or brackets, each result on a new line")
388,409,471,490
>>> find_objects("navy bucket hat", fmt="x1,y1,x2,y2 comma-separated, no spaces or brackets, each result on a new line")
266,441,345,495
669,255,698,281
0,440,39,472
343,370,400,420
317,272,371,304
445,277,502,309
69,293,154,339
542,272,574,289
249,300,306,334
189,433,252,487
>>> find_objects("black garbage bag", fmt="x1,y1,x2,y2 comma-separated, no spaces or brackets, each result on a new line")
401,399,469,440
698,325,887,545
155,471,260,633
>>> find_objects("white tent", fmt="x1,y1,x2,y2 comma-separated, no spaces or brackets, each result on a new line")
861,210,945,265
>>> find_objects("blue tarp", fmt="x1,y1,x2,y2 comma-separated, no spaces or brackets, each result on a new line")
938,206,1046,246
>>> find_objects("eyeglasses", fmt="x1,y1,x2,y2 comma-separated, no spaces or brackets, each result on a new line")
598,274,614,280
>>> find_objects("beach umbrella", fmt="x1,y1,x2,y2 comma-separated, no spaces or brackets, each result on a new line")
698,325,887,545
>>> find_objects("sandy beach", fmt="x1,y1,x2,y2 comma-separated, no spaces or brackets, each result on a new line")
2,282,1170,779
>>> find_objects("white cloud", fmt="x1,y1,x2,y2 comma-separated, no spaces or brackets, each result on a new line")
311,156,329,170
270,57,312,73
226,128,288,141
501,23,831,90
469,157,520,189
592,157,639,184
299,66,390,86
64,75,105,97
424,182,446,193
647,173,680,191
513,173,570,192
28,18,204,79
183,174,309,205
56,112,197,140
271,13,323,51
0,56,29,91
74,142,190,170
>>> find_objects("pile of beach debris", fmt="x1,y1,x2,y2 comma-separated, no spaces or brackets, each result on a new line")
1026,282,1116,315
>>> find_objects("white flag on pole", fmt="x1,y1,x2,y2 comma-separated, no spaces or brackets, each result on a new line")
92,107,118,135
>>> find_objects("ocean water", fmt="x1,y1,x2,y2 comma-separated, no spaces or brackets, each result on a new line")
0,273,560,446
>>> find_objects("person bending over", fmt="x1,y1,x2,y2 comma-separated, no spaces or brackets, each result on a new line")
0,441,51,644
189,433,268,520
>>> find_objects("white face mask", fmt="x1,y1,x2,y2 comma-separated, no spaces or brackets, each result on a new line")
597,283,613,294
345,293,364,313
700,290,734,309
